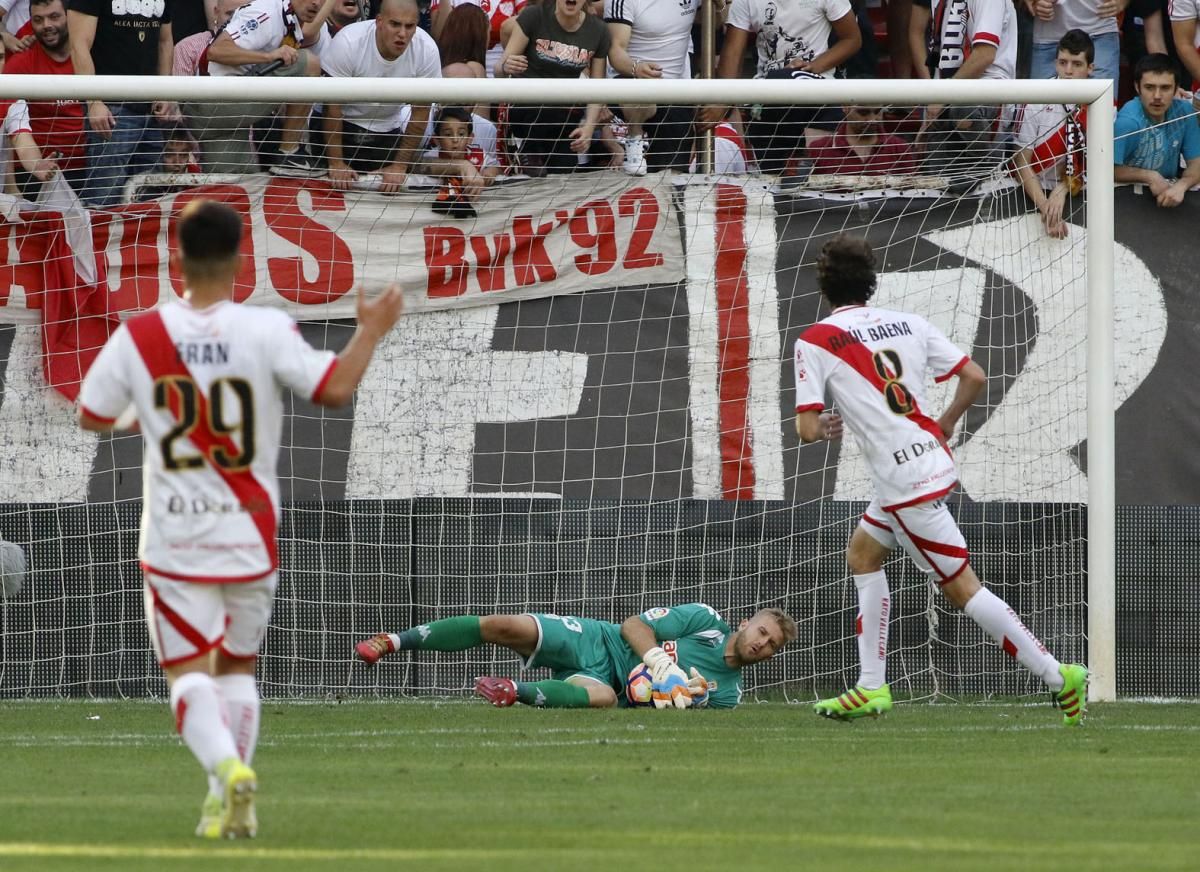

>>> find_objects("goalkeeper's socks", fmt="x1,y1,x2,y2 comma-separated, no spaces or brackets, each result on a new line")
392,616,483,652
216,674,261,765
170,672,240,772
963,587,1064,690
854,570,890,690
516,680,591,708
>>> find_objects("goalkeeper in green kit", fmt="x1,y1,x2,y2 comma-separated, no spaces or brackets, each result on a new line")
355,604,797,709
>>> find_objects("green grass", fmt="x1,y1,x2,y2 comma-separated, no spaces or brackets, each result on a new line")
1,700,1197,871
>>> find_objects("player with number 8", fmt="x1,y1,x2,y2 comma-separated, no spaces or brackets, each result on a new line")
793,234,1088,725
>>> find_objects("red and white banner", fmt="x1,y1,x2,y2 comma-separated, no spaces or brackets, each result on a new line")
0,173,684,397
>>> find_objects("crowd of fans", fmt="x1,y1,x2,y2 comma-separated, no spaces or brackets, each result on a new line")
0,0,1196,227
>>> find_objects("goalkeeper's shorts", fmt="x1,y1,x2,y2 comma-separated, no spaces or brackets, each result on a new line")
520,613,621,688
860,496,970,584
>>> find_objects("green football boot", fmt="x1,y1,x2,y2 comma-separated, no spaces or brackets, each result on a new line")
216,758,258,839
1054,664,1088,726
194,791,223,839
813,684,893,720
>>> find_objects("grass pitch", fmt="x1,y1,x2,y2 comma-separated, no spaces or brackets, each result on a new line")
1,699,1196,871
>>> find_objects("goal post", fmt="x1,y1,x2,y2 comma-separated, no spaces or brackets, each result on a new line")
0,73,1116,701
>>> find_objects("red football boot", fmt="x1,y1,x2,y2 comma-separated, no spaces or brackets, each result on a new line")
354,633,394,665
474,676,518,707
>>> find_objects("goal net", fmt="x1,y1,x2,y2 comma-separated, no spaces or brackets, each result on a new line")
0,75,1115,703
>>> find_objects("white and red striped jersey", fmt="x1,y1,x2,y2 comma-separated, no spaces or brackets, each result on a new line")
79,300,337,583
1015,101,1088,190
794,305,969,508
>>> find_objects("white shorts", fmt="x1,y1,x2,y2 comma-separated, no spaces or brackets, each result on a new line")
143,571,277,668
859,497,970,584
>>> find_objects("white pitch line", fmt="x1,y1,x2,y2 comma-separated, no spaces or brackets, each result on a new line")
6,720,1197,751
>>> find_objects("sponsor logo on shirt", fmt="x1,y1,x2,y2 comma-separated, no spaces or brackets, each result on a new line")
167,496,248,515
643,607,671,620
893,437,942,466
534,39,593,68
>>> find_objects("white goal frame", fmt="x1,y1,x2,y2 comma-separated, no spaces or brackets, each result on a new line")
0,74,1116,700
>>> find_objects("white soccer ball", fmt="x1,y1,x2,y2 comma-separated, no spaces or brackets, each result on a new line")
625,663,654,707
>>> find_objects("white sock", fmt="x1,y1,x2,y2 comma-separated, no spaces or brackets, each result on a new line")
963,588,1063,690
854,571,890,690
170,672,239,773
216,674,261,766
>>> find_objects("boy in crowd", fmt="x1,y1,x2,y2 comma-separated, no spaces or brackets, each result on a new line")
1012,29,1095,239
417,105,500,217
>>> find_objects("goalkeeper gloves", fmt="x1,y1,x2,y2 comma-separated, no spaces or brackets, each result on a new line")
686,667,714,708
643,646,693,709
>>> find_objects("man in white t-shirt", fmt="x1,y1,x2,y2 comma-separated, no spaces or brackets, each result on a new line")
77,200,402,839
908,0,1017,176
1012,30,1093,239
603,0,705,175
189,0,338,174
1171,0,1200,87
793,234,1088,726
319,0,441,194
701,0,862,177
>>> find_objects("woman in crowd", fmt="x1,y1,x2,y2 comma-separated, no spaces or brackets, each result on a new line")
495,0,609,175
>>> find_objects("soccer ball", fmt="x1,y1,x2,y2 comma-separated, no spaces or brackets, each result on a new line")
625,663,653,707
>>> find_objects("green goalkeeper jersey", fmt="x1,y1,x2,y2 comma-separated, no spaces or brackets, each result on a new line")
525,604,744,708
623,603,744,709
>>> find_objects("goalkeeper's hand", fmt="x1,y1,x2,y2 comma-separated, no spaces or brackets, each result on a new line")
651,672,693,709
686,667,714,708
643,646,692,709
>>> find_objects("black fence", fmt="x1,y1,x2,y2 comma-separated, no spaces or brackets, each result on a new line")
0,500,1187,700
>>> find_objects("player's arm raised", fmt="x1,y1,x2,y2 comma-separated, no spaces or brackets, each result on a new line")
935,359,986,441
620,613,692,709
315,284,404,407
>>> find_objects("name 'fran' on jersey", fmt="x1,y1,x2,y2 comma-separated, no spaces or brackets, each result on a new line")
794,305,969,509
